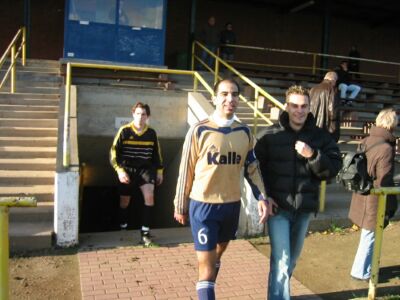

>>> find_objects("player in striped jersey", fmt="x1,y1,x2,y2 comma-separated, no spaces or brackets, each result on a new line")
110,102,163,247
174,79,271,300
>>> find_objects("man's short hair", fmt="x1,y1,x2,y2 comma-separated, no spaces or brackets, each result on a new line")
131,102,150,116
213,78,241,95
285,85,310,103
324,71,338,81
376,108,398,131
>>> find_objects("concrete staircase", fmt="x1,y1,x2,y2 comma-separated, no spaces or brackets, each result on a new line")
0,59,61,251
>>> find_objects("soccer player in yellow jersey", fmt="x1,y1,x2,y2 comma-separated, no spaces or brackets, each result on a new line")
110,102,163,247
174,79,271,300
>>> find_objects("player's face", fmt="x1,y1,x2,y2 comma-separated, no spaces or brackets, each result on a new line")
132,107,148,129
286,94,310,129
213,81,239,120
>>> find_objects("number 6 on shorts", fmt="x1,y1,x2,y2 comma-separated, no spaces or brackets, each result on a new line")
198,228,208,245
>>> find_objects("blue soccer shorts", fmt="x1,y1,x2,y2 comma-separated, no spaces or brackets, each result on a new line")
189,199,241,251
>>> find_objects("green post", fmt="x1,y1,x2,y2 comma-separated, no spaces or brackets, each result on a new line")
0,206,9,300
191,41,196,71
368,193,387,300
319,180,326,212
312,54,317,75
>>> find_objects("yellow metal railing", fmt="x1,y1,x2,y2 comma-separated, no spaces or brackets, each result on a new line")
63,62,213,167
0,196,37,300
192,41,285,135
367,187,400,300
219,43,400,81
0,27,26,93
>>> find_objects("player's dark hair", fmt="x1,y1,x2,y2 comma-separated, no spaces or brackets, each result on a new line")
131,102,150,116
213,79,241,95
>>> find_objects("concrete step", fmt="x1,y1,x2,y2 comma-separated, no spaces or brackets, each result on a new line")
0,127,57,137
9,202,53,222
0,157,56,170
0,118,58,127
0,110,58,118
0,70,62,82
9,221,53,252
1,85,61,94
0,146,56,158
2,80,62,88
0,170,55,185
0,97,60,106
3,58,60,69
25,59,60,69
0,136,57,147
0,184,54,202
4,65,60,74
0,92,60,100
0,104,58,112
340,126,364,135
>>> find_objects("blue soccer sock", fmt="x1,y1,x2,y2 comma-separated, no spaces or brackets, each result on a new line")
196,280,215,300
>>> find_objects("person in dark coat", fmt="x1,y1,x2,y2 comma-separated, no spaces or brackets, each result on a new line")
335,61,361,106
198,16,219,69
310,71,340,142
255,85,342,300
348,108,398,281
219,22,236,61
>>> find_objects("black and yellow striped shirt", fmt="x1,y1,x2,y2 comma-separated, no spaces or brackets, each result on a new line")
110,122,163,175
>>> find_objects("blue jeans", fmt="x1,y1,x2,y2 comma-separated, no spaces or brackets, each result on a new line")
200,45,216,70
351,228,374,280
338,83,361,99
267,210,311,300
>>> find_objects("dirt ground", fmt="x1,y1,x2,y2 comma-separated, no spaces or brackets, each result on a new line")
251,220,400,300
9,248,81,300
8,221,400,300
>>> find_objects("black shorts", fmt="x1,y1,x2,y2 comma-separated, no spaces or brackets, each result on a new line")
118,167,156,196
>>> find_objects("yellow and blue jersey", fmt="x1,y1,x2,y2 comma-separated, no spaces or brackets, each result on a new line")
110,122,163,176
174,116,266,214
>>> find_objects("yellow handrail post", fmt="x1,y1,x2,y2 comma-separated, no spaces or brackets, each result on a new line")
22,27,26,66
191,41,196,71
193,73,198,92
214,57,219,85
0,196,36,300
63,63,72,168
10,45,16,93
253,90,259,136
368,193,387,300
0,206,9,300
312,54,317,76
319,180,326,212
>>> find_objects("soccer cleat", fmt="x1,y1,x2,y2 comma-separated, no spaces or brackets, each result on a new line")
140,231,159,248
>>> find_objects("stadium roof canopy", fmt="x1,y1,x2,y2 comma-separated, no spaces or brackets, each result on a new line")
219,0,400,28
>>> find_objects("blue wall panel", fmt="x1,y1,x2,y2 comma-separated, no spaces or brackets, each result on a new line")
64,0,166,66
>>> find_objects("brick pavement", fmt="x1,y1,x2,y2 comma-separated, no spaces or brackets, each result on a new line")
78,232,322,300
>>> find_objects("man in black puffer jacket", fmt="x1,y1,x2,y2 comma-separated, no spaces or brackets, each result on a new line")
255,85,342,300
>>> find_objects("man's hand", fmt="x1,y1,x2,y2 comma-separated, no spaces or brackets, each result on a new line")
118,170,130,184
174,212,188,225
295,141,314,158
257,200,269,224
267,197,279,216
156,173,163,186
